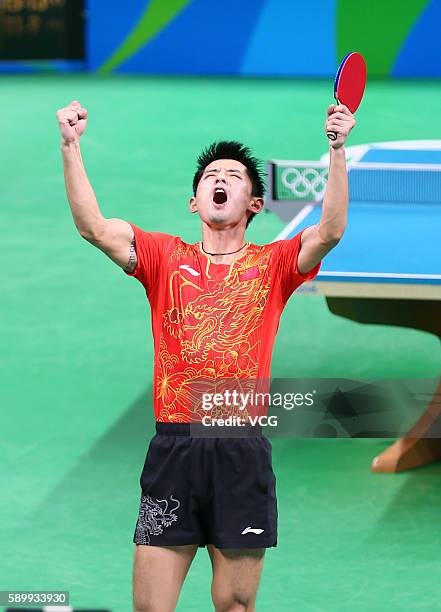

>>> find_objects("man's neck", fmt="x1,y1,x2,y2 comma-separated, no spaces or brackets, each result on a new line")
200,225,248,265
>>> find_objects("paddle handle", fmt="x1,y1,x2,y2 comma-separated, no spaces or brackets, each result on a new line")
326,97,339,141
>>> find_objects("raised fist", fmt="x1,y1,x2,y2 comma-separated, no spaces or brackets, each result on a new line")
325,104,355,149
56,100,88,144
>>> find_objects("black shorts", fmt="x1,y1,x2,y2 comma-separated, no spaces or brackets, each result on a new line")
133,423,278,549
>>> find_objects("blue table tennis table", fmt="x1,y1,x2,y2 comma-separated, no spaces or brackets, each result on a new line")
268,144,441,472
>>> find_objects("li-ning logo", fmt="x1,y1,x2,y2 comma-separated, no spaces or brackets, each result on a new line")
238,266,260,282
179,264,200,276
241,526,264,535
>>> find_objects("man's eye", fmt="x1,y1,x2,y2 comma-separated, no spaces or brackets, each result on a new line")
204,172,241,178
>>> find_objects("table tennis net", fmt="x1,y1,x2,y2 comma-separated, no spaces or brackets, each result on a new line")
270,161,441,205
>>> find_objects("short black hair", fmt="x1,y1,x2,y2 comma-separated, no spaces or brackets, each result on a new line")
192,141,265,228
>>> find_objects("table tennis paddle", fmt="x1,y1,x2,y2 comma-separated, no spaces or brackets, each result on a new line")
327,51,367,141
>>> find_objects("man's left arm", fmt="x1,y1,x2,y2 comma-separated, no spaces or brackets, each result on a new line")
298,104,355,274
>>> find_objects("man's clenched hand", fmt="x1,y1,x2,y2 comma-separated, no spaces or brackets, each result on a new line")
56,100,88,144
325,104,355,149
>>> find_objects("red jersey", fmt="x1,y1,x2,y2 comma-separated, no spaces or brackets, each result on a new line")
126,223,320,422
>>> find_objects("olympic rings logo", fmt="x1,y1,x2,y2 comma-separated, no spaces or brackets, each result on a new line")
281,167,328,200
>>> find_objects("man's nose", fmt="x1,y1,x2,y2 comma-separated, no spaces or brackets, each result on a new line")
215,170,227,182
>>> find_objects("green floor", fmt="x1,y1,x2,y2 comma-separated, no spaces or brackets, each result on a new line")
1,74,440,611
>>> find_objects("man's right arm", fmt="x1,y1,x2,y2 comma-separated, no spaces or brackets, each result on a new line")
57,100,136,272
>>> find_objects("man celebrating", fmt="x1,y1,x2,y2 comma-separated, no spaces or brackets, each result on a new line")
57,100,354,611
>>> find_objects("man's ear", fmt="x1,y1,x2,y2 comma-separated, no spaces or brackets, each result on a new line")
189,196,197,213
249,197,264,215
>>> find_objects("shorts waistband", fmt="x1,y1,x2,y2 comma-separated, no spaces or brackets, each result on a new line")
155,422,263,437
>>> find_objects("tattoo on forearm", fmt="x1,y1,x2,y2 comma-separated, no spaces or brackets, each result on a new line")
124,237,137,273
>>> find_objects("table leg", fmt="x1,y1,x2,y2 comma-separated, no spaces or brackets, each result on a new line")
371,380,441,472
326,296,441,473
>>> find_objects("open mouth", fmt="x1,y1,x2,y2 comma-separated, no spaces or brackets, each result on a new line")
213,187,228,205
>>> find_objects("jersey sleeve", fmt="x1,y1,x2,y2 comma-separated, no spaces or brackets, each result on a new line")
124,223,177,293
274,229,321,304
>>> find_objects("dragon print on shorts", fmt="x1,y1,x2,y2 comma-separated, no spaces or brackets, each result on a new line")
134,494,181,544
